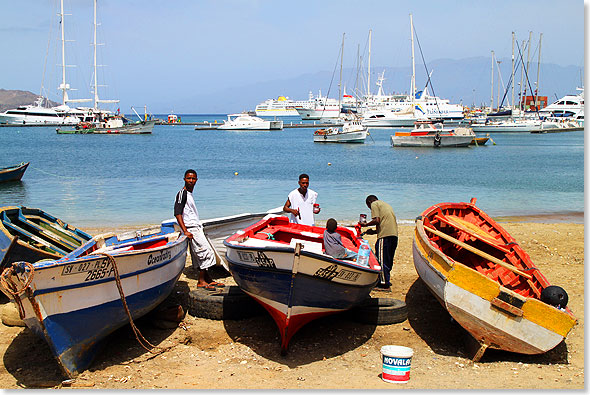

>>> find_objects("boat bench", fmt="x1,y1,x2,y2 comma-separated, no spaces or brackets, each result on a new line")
252,225,358,253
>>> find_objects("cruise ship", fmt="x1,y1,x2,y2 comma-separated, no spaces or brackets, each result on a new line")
255,96,304,117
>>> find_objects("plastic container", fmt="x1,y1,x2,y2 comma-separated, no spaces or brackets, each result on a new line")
357,240,371,266
380,345,414,383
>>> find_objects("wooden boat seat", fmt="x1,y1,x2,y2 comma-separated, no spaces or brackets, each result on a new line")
252,225,358,253
16,212,79,251
1,215,67,255
25,214,86,245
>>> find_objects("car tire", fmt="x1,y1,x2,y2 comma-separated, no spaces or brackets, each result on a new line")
188,285,264,320
347,297,408,325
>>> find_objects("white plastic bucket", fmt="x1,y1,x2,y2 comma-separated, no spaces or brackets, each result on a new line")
380,345,414,383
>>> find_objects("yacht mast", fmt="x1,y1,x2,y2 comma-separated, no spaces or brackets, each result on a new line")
490,50,494,110
367,29,372,97
511,32,515,110
518,40,525,111
524,31,532,104
535,33,542,111
410,14,416,102
338,33,344,113
58,0,69,105
93,0,98,110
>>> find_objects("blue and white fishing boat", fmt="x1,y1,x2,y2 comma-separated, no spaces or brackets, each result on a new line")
224,215,380,354
0,220,188,378
0,162,29,183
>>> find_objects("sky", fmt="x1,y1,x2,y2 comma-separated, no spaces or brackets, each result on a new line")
0,0,586,113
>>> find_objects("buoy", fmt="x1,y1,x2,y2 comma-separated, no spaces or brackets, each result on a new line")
328,162,332,166
234,172,238,176
415,156,419,159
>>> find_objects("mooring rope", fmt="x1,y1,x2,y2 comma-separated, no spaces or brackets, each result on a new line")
0,261,35,319
29,165,77,179
98,252,174,356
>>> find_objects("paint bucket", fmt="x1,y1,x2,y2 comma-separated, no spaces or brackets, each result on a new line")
380,345,413,383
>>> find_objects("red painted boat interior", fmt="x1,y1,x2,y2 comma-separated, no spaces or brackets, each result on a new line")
423,202,550,300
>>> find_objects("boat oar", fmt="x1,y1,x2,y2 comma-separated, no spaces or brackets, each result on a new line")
423,225,532,280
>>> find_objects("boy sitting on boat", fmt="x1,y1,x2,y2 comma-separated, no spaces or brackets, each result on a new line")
323,218,357,260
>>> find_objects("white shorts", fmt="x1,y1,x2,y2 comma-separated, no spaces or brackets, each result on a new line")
187,225,216,271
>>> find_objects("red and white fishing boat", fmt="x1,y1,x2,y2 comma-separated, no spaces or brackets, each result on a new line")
413,198,577,360
224,215,381,353
391,120,475,147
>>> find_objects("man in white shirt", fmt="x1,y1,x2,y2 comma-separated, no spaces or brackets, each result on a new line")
174,169,221,290
283,173,320,226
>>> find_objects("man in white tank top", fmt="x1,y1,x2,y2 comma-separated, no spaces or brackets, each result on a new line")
174,169,222,290
283,173,320,226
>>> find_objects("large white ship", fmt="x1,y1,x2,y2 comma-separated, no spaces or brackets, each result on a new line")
255,96,303,117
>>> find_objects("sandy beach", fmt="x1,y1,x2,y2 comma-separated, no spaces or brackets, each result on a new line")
0,221,583,389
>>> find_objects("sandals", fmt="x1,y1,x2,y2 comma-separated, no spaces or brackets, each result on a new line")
209,281,225,288
197,284,216,290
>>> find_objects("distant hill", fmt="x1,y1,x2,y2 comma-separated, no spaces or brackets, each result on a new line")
0,89,59,112
157,56,583,113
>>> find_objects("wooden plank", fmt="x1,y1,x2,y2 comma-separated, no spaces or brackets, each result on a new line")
434,214,511,253
423,225,533,280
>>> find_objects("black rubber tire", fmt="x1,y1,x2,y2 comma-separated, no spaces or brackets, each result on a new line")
188,285,264,320
348,297,408,325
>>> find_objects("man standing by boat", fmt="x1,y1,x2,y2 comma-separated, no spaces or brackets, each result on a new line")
174,169,221,290
359,195,398,289
283,173,320,226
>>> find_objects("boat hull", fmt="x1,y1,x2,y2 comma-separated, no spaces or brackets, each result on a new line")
0,162,29,183
412,200,576,358
313,130,367,143
56,120,156,134
223,215,380,352
0,224,188,377
391,134,473,147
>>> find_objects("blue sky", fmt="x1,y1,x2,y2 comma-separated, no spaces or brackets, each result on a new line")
0,0,585,113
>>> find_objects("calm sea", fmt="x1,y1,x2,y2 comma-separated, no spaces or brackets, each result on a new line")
0,114,584,227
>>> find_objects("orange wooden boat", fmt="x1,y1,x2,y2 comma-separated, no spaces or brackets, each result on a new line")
413,198,576,360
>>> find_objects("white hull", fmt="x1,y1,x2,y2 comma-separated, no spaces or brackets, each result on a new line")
314,130,367,143
218,114,283,130
297,107,341,120
255,108,299,117
471,121,542,133
0,111,80,125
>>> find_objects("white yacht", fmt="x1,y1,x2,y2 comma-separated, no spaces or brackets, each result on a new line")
0,98,80,125
295,91,341,120
313,119,367,143
217,113,283,130
538,88,584,119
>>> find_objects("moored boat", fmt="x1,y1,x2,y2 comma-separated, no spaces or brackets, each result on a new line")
0,206,91,267
0,162,29,183
223,215,381,353
56,117,156,134
391,121,475,147
216,113,283,130
0,220,188,377
313,119,367,143
412,198,577,360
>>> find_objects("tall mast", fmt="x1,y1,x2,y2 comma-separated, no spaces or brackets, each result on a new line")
519,40,525,111
367,29,372,96
490,50,494,110
410,14,416,102
511,32,515,110
93,0,98,110
58,0,69,105
535,33,542,111
338,32,344,112
524,31,532,103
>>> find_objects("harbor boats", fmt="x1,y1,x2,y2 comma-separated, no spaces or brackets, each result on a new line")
56,116,156,134
313,119,367,143
0,220,188,377
538,88,584,120
223,215,381,353
391,121,475,147
412,198,577,361
0,162,29,183
255,96,302,117
470,118,543,133
0,98,82,125
0,206,91,268
217,113,283,130
470,136,490,146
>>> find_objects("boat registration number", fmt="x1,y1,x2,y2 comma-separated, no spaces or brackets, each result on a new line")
61,259,114,282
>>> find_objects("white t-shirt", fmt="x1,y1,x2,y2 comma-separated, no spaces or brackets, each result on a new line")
179,190,200,227
287,188,318,226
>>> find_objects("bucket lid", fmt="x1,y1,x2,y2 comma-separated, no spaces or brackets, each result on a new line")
381,345,414,358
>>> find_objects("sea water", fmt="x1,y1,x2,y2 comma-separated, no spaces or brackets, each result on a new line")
0,114,584,227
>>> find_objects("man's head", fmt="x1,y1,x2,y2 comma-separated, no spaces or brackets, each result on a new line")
184,169,198,191
365,195,378,209
298,173,310,193
326,218,337,233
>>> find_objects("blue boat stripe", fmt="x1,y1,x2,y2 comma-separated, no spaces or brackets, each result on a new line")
32,247,187,296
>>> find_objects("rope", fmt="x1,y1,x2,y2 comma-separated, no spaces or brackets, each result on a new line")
29,165,77,179
0,261,35,319
98,252,172,355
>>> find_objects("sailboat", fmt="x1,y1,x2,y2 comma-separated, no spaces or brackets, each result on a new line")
56,0,155,134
